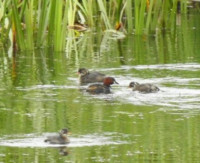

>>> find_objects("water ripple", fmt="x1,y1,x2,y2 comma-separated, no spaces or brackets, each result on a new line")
101,63,200,71
0,133,127,148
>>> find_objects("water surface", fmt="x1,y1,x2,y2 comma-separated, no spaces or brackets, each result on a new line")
0,13,200,163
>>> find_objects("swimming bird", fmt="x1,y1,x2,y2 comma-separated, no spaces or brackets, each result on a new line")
78,68,106,84
129,82,159,93
44,128,70,144
86,77,118,94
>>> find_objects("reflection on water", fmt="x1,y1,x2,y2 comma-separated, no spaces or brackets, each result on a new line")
1,14,200,163
59,147,69,156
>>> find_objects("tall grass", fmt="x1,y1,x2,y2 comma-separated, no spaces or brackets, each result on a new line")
0,0,196,52
11,0,26,51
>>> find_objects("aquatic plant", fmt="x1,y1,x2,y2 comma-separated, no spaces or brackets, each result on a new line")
0,0,197,52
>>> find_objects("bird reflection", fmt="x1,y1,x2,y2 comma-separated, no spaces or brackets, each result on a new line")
59,147,69,156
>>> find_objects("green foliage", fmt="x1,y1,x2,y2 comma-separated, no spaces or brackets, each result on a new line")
11,0,26,50
0,0,196,52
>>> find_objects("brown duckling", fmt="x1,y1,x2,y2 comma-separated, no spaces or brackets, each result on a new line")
44,128,70,144
86,77,118,94
129,82,159,93
78,68,106,84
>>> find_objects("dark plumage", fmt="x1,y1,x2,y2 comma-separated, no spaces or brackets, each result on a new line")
86,77,118,94
44,128,70,144
78,68,106,84
129,82,160,93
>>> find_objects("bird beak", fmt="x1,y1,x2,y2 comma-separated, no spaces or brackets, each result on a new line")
67,132,72,135
114,80,119,84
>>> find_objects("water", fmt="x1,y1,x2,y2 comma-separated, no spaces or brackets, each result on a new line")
0,14,200,163
0,133,127,148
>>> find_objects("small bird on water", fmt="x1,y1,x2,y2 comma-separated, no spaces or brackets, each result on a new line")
78,68,106,84
44,128,70,144
86,77,118,94
129,82,160,93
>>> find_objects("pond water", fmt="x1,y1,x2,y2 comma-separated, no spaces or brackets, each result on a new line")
0,13,200,163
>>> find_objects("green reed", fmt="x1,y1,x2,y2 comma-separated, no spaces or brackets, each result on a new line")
0,0,196,52
11,0,26,50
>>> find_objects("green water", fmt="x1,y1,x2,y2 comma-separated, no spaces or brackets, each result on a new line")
0,13,200,163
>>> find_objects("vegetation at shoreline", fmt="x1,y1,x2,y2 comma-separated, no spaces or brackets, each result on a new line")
0,0,199,52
